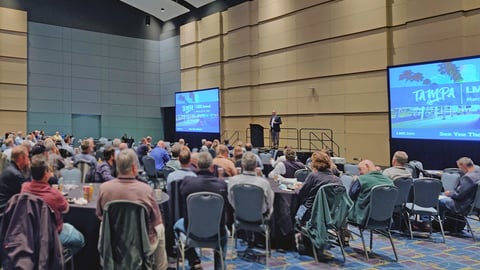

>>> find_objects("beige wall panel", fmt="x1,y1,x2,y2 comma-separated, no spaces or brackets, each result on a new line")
257,0,329,22
405,0,462,23
223,1,251,32
198,13,221,40
258,16,297,53
224,27,252,60
198,37,221,66
222,87,252,116
344,133,389,165
180,44,197,69
224,58,252,88
0,58,27,84
463,12,480,36
257,51,296,84
390,0,407,26
0,7,27,33
180,21,197,45
394,38,463,66
0,111,26,135
0,32,27,58
181,69,197,91
462,0,480,10
197,65,221,89
407,16,462,45
463,36,480,56
0,84,27,111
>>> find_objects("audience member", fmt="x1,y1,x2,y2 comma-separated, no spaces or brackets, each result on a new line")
176,152,230,270
166,149,196,191
136,137,150,166
228,152,274,216
0,146,30,211
119,142,129,151
439,157,480,231
268,147,305,179
232,145,243,168
150,140,170,175
296,151,342,226
44,138,65,176
96,149,167,270
112,138,121,156
21,155,85,253
189,152,199,172
245,143,264,170
383,151,412,180
165,144,181,170
94,146,117,182
212,144,237,177
73,138,97,167
14,131,24,146
348,160,394,225
2,138,14,161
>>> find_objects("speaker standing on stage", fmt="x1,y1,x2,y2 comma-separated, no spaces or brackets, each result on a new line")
270,110,282,149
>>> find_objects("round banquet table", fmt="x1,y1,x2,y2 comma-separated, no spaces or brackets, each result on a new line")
63,183,169,270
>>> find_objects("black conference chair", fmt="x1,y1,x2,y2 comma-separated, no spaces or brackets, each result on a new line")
350,185,399,262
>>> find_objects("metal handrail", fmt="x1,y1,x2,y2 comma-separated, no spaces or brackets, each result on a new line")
221,130,240,145
299,128,340,156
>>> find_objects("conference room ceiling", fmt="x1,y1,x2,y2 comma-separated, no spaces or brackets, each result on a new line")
120,0,218,22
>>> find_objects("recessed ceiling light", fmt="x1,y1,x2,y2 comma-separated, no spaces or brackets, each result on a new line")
160,8,165,12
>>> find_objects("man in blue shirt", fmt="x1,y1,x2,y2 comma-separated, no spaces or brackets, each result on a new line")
150,140,170,176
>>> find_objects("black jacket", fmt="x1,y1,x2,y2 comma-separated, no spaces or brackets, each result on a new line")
0,162,28,211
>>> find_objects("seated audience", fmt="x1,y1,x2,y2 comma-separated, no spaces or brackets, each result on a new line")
268,147,305,179
96,149,167,270
212,144,237,177
189,152,199,173
439,157,480,230
44,138,65,176
21,155,85,254
2,138,14,162
166,149,197,191
228,152,274,216
136,137,150,166
296,151,342,226
232,145,243,168
383,151,412,180
176,152,230,270
94,146,117,182
73,138,97,167
150,140,170,176
348,160,394,225
245,143,264,170
165,144,181,170
0,146,30,211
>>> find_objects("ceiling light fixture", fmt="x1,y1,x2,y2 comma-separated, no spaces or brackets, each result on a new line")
161,7,165,12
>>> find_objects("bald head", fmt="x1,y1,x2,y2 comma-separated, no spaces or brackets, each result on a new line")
358,160,376,175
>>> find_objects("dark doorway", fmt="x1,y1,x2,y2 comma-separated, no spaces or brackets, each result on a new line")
162,107,175,142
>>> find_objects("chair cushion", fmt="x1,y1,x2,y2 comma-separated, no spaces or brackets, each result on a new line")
405,203,438,215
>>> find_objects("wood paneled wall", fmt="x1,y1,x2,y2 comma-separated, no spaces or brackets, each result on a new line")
182,0,480,165
0,7,27,135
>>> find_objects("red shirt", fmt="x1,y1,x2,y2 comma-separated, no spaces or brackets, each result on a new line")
21,181,68,232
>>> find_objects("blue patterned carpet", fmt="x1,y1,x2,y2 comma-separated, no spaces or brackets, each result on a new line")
171,221,480,269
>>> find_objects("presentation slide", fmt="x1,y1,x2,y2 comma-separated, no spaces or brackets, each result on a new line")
388,57,480,141
175,88,220,133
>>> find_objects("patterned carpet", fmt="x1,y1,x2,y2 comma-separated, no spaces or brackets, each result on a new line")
171,221,480,269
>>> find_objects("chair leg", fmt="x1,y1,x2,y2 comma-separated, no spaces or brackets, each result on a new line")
359,229,369,261
387,230,398,262
336,230,346,263
437,215,446,243
465,218,475,242
407,214,414,240
266,227,270,269
369,229,373,252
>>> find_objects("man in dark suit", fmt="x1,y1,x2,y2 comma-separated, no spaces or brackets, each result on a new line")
270,110,282,148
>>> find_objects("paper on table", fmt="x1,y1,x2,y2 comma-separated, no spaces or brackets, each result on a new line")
438,195,448,200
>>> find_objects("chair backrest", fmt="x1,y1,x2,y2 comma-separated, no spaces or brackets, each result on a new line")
294,169,310,183
76,161,92,184
443,167,464,176
408,160,424,178
340,174,354,191
186,192,224,241
412,178,442,208
441,171,461,192
163,166,176,180
472,182,480,210
393,177,413,207
259,153,272,164
59,167,82,184
99,200,153,269
365,185,398,227
344,163,359,176
0,193,63,270
231,184,265,224
317,183,351,227
142,155,157,178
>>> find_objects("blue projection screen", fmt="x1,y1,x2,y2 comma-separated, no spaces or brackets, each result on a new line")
388,56,480,141
175,88,220,133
